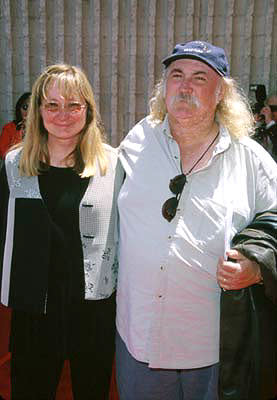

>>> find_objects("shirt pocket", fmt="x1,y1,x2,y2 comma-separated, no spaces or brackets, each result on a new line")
192,198,228,258
194,198,250,258
195,199,227,257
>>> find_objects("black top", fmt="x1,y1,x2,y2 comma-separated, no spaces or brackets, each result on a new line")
10,166,97,357
2,162,116,359
38,165,89,306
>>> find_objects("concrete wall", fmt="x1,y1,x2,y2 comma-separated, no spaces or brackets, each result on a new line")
0,0,276,144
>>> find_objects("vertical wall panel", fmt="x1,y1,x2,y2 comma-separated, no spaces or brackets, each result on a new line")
166,0,175,54
64,0,82,66
263,0,274,89
145,0,156,111
269,1,277,93
116,0,137,142
135,0,156,123
213,0,234,56
82,0,101,105
99,0,119,143
110,0,119,146
174,0,194,44
46,0,65,65
204,0,215,42
29,0,47,82
0,0,13,118
11,0,30,96
231,0,254,89
194,0,215,41
126,0,138,134
155,0,175,79
0,0,276,140
250,0,275,91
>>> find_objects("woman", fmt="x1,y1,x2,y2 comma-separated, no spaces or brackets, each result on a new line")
0,65,123,399
0,92,31,158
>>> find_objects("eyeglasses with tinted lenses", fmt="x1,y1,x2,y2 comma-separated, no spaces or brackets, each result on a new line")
21,104,29,111
42,101,87,114
162,174,187,222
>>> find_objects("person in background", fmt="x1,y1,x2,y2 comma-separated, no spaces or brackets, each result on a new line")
263,94,277,122
116,41,277,400
0,64,123,399
0,92,31,159
260,94,277,161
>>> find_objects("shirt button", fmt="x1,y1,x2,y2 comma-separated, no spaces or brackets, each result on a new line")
158,295,162,298
168,235,172,240
160,266,164,270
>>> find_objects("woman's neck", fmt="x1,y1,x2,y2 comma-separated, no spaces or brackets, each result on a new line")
47,137,78,167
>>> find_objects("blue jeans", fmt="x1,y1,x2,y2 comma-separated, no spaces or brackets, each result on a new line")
116,332,219,400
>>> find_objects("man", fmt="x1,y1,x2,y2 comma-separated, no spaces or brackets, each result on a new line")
264,94,277,123
260,94,277,161
116,41,277,399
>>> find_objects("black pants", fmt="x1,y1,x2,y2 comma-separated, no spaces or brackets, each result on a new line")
11,350,114,400
10,294,116,400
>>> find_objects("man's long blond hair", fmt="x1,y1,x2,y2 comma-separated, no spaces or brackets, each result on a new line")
149,72,255,139
19,64,108,177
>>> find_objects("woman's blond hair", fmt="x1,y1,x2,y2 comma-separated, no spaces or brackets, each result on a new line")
149,72,255,139
19,64,108,177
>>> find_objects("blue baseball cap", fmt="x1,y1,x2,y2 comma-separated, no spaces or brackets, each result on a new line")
162,40,230,77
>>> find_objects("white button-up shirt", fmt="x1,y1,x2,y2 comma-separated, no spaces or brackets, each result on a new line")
116,116,277,369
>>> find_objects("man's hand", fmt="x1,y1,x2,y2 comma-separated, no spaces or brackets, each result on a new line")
217,249,262,290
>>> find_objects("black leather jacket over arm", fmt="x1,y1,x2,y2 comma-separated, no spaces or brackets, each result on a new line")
219,210,277,400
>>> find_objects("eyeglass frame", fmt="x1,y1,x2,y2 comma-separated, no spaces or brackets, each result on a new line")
41,100,87,114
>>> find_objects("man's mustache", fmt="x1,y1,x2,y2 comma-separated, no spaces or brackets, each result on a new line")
170,93,200,108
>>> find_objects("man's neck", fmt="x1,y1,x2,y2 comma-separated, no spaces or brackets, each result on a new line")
168,113,217,148
168,114,219,174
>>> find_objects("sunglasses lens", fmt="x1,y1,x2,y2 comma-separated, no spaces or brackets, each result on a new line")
162,173,187,222
169,174,187,195
162,197,179,222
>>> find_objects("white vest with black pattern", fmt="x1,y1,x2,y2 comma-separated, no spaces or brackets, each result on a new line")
2,145,122,310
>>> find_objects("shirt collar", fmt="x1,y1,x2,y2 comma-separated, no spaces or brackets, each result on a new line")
215,124,232,155
161,115,173,139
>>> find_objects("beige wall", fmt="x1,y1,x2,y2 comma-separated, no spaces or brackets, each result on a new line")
0,0,277,144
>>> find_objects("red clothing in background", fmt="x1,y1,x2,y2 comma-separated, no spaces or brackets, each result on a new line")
0,121,23,158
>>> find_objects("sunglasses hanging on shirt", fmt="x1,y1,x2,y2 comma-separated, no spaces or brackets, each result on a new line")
162,131,220,222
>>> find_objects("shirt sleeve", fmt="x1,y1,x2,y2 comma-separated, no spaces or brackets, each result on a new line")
254,160,277,214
